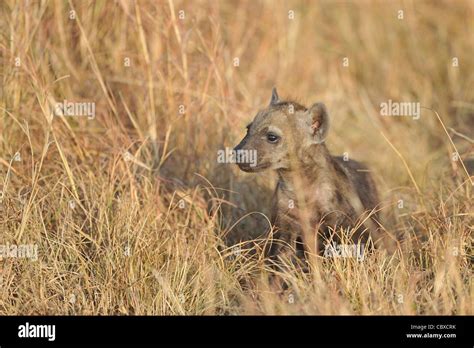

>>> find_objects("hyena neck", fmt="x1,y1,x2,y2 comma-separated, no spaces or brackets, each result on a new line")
276,144,336,193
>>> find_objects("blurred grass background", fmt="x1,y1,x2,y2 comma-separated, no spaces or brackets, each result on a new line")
0,0,472,314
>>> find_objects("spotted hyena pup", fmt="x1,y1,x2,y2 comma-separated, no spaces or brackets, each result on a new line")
234,88,384,261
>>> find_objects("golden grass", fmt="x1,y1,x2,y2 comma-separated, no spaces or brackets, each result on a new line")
0,0,472,315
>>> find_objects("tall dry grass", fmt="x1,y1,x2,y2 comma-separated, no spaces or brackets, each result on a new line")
0,0,472,314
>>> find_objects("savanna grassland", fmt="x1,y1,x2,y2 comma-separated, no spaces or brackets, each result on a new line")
0,0,472,315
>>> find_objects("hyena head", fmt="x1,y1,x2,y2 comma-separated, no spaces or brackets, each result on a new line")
234,87,330,172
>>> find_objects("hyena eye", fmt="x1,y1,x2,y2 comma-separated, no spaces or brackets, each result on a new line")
266,132,280,143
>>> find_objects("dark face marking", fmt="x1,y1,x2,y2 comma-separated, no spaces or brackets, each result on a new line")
335,190,344,205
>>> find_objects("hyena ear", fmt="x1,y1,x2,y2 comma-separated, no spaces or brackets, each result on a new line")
307,102,329,144
270,87,280,105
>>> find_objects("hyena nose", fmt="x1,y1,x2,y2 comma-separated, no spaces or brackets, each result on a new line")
233,141,245,163
233,146,242,162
